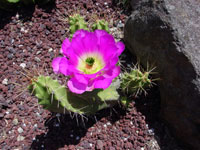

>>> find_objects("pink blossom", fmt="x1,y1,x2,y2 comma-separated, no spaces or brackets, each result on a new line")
52,29,125,94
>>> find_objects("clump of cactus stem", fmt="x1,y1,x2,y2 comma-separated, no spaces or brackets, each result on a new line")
69,14,88,38
69,13,109,36
121,63,157,97
120,63,158,107
28,75,120,115
92,19,109,32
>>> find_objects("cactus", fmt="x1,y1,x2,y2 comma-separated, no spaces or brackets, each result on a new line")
121,65,153,96
28,75,119,115
92,20,109,32
69,14,88,38
120,96,132,107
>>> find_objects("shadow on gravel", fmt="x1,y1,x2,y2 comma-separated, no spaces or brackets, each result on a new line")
134,86,183,150
0,1,56,29
0,6,35,29
30,105,126,150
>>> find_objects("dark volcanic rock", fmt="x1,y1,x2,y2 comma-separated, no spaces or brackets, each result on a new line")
124,0,200,149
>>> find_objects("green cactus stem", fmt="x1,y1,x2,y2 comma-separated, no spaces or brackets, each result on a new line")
28,75,119,115
69,14,88,38
121,67,153,96
92,20,109,32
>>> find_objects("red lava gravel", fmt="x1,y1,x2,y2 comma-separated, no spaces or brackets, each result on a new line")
0,0,183,150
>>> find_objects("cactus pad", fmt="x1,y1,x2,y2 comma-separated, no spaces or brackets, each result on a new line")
29,76,119,115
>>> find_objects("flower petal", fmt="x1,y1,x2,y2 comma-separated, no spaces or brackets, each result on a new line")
86,80,95,91
103,66,120,79
67,77,87,94
98,35,118,61
61,38,71,56
94,76,112,89
82,32,98,53
59,57,80,76
74,73,89,85
59,57,69,75
71,34,86,57
52,57,62,73
73,29,88,38
116,41,125,56
94,29,108,44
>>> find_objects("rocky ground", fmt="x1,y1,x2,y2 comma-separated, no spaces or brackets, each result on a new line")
0,0,183,149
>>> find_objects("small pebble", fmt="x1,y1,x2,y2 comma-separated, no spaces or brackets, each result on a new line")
17,135,25,141
7,54,13,59
76,136,80,140
48,48,53,52
36,51,41,55
106,122,111,126
55,123,60,127
20,27,25,32
56,113,61,117
148,129,155,135
2,78,8,85
17,127,23,134
70,134,74,138
33,124,38,128
36,112,40,117
16,13,19,19
20,63,26,69
34,57,41,62
13,118,18,125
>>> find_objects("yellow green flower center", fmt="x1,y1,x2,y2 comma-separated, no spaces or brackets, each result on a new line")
85,57,95,66
77,52,105,74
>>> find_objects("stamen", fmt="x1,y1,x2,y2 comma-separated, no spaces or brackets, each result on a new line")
85,57,95,66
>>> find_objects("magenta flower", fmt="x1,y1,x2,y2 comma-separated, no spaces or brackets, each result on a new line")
52,29,125,94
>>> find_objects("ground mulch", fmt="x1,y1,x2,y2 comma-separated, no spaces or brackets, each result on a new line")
0,0,183,149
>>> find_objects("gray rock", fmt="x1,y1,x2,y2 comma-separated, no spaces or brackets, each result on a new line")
124,0,200,149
